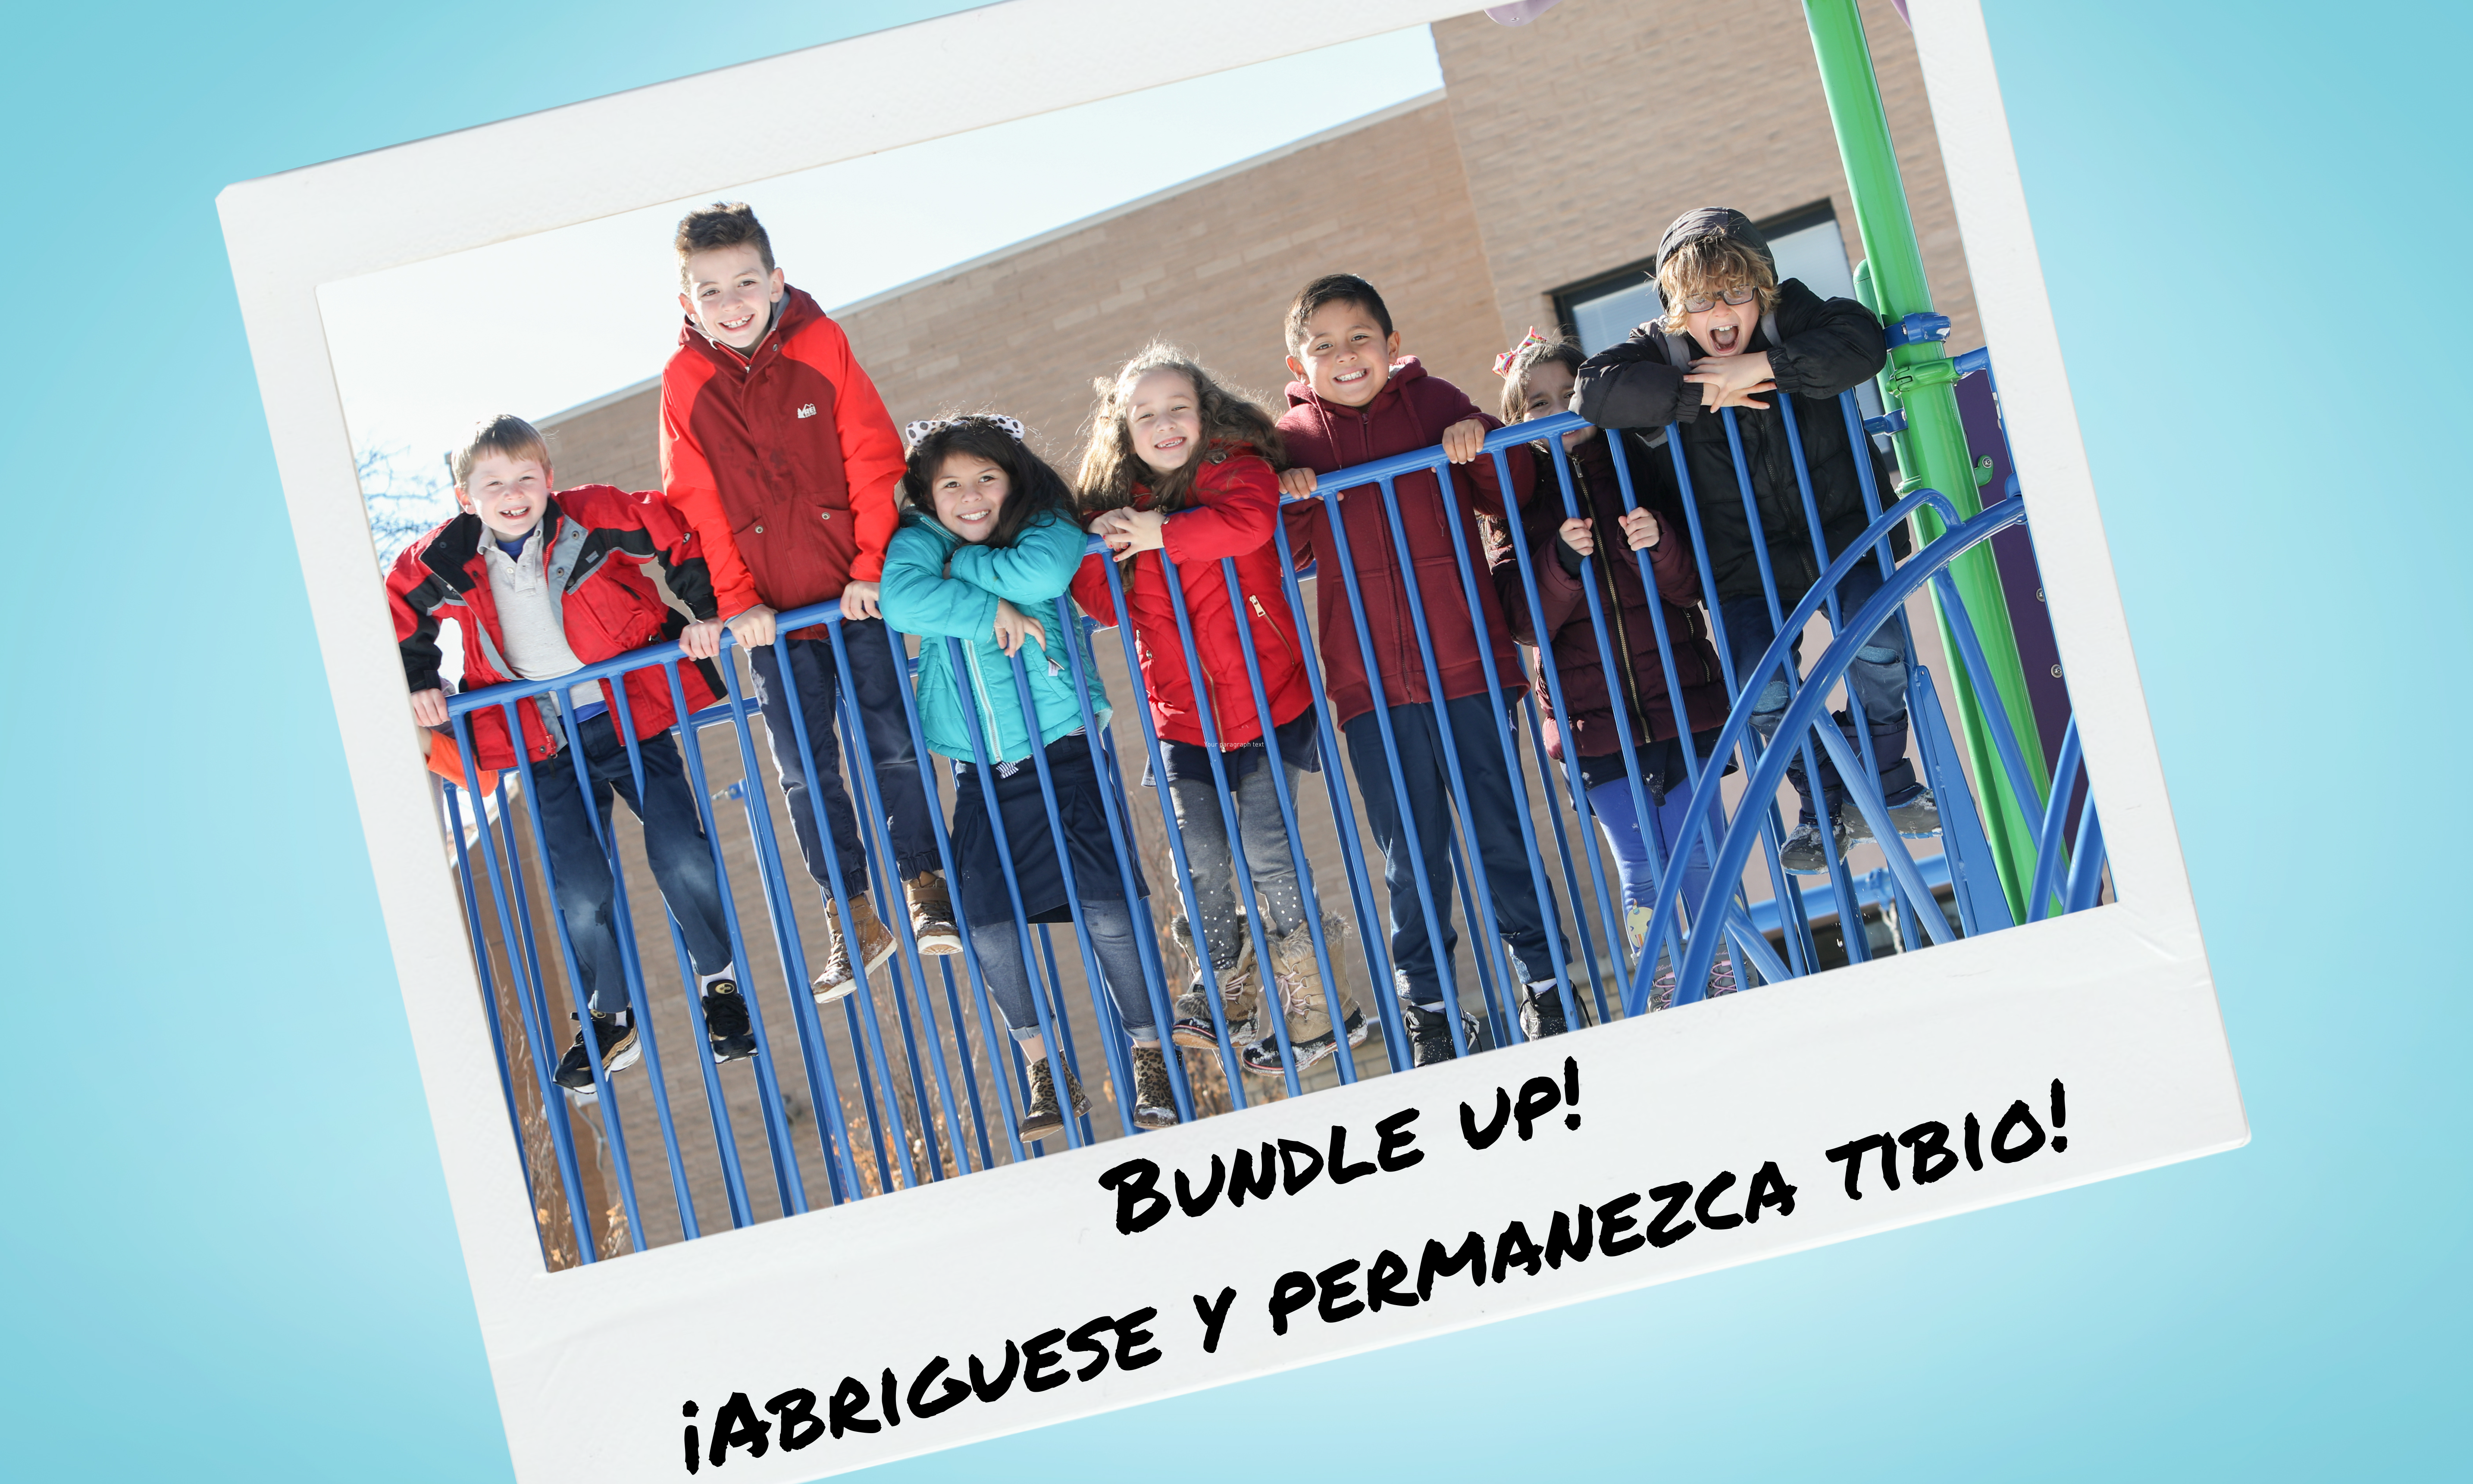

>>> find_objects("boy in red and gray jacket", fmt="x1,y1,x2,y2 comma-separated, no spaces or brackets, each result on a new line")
659,202,958,1002
389,415,754,1090
1274,274,1566,1066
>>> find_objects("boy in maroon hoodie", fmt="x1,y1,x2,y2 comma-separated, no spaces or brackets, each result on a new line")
1274,274,1565,1065
660,202,958,1003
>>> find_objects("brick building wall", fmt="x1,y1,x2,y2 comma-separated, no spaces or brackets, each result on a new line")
541,92,1501,483
1431,0,1978,354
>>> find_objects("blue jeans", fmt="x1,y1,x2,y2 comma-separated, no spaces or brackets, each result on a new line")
970,897,1159,1046
1718,553,1917,827
1587,778,1716,929
532,714,732,1015
1166,764,1309,969
747,620,940,895
1343,696,1563,1009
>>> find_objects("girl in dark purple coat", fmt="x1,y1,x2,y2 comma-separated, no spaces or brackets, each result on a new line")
1493,334,1739,1004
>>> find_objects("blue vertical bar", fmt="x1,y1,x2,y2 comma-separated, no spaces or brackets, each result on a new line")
499,697,648,1253
824,620,970,1178
1051,598,1198,1123
760,623,920,1193
879,623,1027,1169
1086,554,1258,1103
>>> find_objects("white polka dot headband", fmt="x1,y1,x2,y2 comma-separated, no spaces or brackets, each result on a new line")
903,413,1025,451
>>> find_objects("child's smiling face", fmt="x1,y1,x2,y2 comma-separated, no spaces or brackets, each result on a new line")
1288,300,1401,409
457,451,553,542
930,453,1011,544
1683,281,1761,357
1126,369,1203,476
679,242,785,351
1520,359,1577,421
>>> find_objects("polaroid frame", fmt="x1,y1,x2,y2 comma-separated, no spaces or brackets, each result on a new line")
218,2,2244,1478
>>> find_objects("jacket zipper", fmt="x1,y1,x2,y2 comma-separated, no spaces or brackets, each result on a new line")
1246,592,1305,734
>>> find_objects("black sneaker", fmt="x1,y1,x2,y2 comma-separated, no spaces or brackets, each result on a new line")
1516,981,1587,1040
1399,1000,1487,1068
1779,817,1851,874
554,1011,639,1093
701,980,758,1064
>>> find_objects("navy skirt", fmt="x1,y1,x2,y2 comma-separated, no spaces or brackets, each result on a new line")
950,737,1149,927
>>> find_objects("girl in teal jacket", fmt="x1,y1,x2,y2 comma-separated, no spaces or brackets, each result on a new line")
880,415,1174,1140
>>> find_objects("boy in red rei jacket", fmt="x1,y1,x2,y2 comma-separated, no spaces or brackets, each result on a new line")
389,416,754,1090
1274,275,1565,1066
659,203,960,1002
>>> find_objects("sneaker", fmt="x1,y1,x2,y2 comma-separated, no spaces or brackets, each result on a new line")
1398,998,1487,1068
1647,950,1678,1012
813,894,898,1003
904,872,963,957
1779,817,1851,875
1167,915,1258,1050
1516,979,1584,1040
1016,1056,1088,1143
1127,1044,1180,1129
1706,940,1741,998
1171,976,1263,1051
701,980,758,1064
554,1011,639,1092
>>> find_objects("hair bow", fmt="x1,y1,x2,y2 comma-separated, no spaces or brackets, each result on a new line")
1493,326,1553,378
903,413,1025,450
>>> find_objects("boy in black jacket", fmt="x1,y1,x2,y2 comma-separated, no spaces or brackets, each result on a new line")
1573,208,1936,872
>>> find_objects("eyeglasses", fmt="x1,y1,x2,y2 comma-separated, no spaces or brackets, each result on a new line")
1679,284,1760,315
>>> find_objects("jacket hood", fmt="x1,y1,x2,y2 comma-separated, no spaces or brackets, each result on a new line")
1283,354,1429,414
1653,208,1776,279
676,282,823,357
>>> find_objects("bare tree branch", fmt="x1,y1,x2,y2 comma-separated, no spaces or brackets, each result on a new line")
360,441,457,565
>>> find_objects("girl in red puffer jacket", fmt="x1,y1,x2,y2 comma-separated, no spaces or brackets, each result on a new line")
1071,346,1365,1080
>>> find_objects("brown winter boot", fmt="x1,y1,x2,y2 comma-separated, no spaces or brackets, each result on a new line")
1016,1056,1089,1143
1127,1045,1180,1129
904,872,962,957
812,894,898,1003
1239,926,1365,1078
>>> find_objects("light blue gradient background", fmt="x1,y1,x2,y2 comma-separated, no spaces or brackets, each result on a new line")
3,3,2461,1478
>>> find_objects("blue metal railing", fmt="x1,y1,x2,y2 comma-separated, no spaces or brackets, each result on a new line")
432,373,2108,1268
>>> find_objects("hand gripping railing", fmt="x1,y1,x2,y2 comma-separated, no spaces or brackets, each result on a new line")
429,377,2107,1267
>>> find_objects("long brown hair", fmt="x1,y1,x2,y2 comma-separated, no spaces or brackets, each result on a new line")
1076,344,1284,522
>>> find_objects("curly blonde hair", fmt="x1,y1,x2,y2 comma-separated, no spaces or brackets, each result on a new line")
1075,344,1284,520
1655,233,1782,335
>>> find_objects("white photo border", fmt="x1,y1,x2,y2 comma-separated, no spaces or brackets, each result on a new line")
219,3,2242,1478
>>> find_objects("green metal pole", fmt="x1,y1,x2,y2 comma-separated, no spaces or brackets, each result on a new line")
1804,0,2048,922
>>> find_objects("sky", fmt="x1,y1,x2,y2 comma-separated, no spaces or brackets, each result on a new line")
321,25,1443,505
4,2,2470,1482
